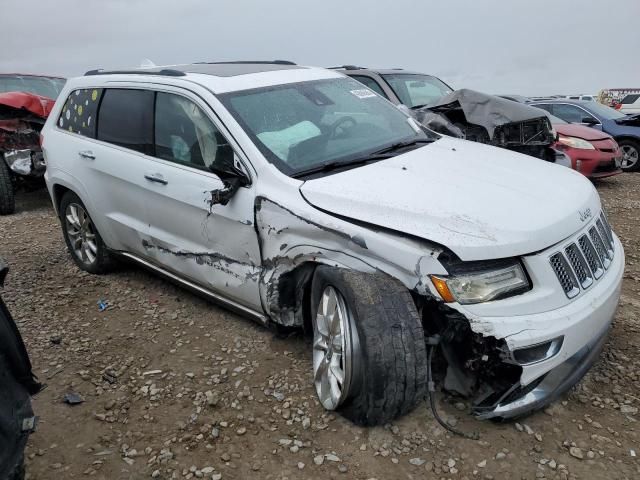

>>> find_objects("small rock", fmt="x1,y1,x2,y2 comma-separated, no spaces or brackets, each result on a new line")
569,447,584,459
325,453,340,462
313,455,324,465
409,458,426,466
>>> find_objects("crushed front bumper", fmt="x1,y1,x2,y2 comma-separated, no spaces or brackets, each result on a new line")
473,323,609,419
470,234,624,419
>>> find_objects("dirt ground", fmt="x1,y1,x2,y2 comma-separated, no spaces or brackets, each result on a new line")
1,173,639,480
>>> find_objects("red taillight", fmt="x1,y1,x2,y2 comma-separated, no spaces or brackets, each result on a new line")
614,103,622,110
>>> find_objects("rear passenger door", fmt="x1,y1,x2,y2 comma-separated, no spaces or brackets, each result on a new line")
56,87,155,256
143,88,262,309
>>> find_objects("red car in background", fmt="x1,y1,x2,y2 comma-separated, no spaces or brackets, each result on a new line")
549,114,622,179
0,74,65,214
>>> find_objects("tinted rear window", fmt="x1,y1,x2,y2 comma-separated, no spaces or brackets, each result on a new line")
58,88,103,138
621,94,640,104
97,89,154,154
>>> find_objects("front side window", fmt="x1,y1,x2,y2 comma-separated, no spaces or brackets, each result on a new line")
58,88,103,138
382,73,453,109
220,78,433,176
97,89,154,154
553,104,594,123
154,92,233,171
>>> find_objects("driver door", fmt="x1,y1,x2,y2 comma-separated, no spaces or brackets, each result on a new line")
142,89,262,310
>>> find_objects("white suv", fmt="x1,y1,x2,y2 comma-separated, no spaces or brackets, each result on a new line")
618,93,640,115
42,62,624,425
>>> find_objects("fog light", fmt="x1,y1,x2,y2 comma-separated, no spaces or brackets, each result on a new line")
513,337,563,365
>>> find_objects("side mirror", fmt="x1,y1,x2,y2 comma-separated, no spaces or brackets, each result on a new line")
207,148,250,207
582,116,599,125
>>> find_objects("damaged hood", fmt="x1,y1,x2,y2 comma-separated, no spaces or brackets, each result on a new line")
300,137,600,261
422,89,551,139
0,92,55,119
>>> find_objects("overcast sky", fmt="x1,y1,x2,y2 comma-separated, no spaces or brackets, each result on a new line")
1,0,638,96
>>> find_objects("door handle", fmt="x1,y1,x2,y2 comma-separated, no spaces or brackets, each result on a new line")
144,173,168,185
78,150,95,160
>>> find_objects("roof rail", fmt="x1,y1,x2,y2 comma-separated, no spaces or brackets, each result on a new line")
195,60,296,66
84,68,187,77
327,65,364,71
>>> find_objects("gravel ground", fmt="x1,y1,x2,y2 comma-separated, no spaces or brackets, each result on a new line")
1,174,639,480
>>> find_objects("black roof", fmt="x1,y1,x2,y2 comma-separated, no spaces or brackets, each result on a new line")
85,61,302,78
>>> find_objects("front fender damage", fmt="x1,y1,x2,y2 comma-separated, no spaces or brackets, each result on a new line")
255,196,377,327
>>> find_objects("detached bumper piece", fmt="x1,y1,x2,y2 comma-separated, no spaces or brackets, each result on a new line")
473,326,609,420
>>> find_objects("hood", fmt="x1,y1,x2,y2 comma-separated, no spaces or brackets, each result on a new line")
554,123,610,141
300,137,600,261
0,91,55,119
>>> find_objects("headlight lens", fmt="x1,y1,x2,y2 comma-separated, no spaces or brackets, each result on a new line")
430,263,529,304
558,135,595,150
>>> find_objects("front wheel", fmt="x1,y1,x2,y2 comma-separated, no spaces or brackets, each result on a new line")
310,267,428,426
618,139,640,172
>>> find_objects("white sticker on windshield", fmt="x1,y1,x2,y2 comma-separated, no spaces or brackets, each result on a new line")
350,89,376,99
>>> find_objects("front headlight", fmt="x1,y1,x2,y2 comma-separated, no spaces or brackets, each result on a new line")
430,263,530,304
558,135,595,150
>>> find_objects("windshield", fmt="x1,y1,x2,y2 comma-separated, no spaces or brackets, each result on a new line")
382,73,453,109
0,75,66,99
221,77,435,176
586,102,626,120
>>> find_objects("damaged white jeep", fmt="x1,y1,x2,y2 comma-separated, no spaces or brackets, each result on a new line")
42,62,624,426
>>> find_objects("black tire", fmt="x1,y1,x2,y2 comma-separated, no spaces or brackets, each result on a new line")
59,191,114,274
310,266,427,426
617,138,640,172
0,157,16,215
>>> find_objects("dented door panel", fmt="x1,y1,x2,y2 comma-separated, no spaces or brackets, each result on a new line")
143,162,262,309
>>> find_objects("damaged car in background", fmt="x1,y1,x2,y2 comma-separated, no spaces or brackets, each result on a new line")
41,62,624,427
337,66,569,166
0,74,65,214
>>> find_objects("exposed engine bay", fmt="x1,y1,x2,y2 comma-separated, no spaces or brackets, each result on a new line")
412,89,558,161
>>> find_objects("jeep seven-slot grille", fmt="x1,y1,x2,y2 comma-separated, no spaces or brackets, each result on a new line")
550,213,615,299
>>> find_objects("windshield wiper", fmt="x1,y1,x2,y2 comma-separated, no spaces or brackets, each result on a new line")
370,138,434,155
291,156,392,179
291,138,434,179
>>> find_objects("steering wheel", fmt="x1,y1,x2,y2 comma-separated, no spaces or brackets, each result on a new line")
330,116,357,139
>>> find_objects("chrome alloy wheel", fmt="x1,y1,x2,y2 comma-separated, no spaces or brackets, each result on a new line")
312,286,354,410
65,203,98,265
621,144,639,170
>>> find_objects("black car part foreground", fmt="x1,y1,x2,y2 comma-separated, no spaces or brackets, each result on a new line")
0,260,42,480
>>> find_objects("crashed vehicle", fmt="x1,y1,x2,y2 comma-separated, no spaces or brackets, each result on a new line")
337,67,562,163
42,62,624,426
0,74,65,215
0,258,42,480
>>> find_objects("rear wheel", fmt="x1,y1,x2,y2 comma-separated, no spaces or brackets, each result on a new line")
59,191,114,274
0,157,16,215
618,139,640,171
310,267,427,426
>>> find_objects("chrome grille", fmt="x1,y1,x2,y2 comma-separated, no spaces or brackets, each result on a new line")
596,217,614,253
578,234,603,279
550,253,580,298
565,243,592,289
601,213,614,245
549,212,615,299
589,226,611,269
